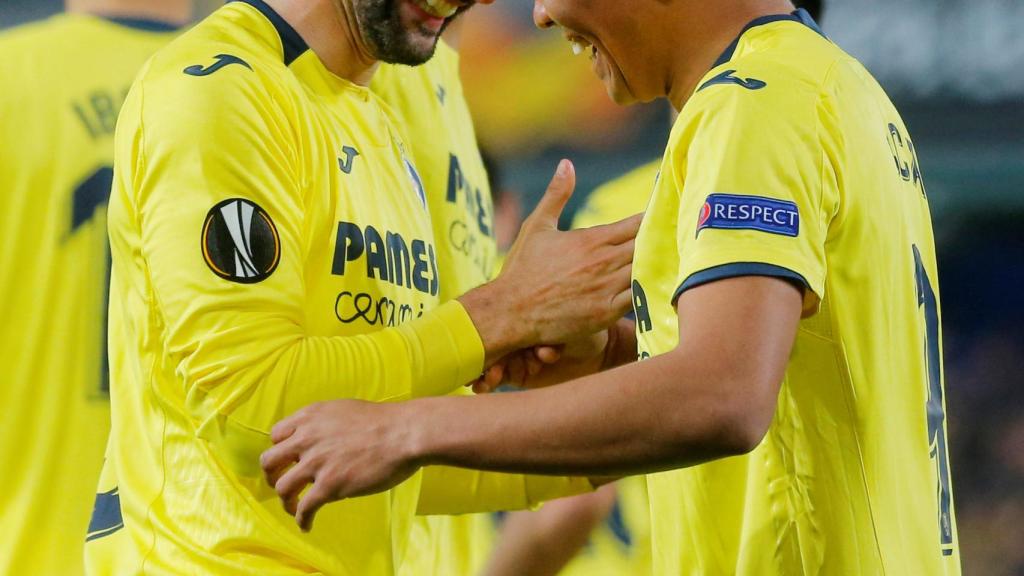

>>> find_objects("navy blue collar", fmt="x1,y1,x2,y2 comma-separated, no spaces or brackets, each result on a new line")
711,8,826,69
101,16,182,32
230,0,309,65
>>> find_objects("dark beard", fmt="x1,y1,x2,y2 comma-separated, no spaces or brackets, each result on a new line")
356,0,470,66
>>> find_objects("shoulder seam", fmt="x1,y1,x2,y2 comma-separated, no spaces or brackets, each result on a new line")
816,56,848,231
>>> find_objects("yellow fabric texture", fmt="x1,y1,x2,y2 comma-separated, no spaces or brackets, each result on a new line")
0,14,177,576
86,3,484,573
526,163,666,576
633,18,960,575
373,40,591,576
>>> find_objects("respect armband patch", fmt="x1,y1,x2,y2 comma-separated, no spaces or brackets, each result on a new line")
696,193,800,238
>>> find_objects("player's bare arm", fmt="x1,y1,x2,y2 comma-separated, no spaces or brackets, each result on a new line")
482,486,618,576
261,275,803,529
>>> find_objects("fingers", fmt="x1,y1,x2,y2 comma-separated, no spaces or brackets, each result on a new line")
296,481,333,532
270,415,300,444
274,460,316,511
611,284,635,318
534,345,562,364
265,461,291,491
584,212,644,245
260,441,300,486
603,238,636,272
506,352,528,385
472,363,505,394
523,160,575,231
526,353,544,377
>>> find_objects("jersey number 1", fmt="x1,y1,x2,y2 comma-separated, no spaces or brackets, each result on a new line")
913,244,953,556
72,166,114,397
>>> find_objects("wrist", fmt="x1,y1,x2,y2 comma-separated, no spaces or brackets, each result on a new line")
458,279,534,364
398,399,436,468
602,319,638,370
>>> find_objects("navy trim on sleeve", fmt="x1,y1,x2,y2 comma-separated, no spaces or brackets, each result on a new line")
711,8,827,69
671,262,811,305
231,0,309,65
102,16,182,32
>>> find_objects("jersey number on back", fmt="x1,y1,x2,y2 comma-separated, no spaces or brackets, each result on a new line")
913,244,953,556
71,166,114,397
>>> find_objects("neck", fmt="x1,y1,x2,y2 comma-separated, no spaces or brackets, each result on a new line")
264,0,379,86
65,0,192,25
664,0,794,111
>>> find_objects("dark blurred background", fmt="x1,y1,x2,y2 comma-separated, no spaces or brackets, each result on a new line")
3,0,1022,572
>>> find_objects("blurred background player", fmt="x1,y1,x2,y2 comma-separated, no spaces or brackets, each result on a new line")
0,1,186,573
369,20,501,576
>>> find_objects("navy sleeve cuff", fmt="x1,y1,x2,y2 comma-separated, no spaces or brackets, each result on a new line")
671,262,811,305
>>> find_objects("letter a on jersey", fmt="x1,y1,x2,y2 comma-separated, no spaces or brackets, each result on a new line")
202,198,280,283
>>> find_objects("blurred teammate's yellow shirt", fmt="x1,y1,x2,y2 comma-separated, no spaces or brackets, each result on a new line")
554,479,651,576
84,1,487,572
548,165,660,576
0,14,177,575
632,10,961,574
373,41,498,576
373,40,497,302
572,160,659,231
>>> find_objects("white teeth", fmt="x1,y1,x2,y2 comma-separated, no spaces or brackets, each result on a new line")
571,41,583,56
418,0,458,18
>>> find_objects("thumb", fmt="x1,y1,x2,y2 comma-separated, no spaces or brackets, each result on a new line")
526,159,575,230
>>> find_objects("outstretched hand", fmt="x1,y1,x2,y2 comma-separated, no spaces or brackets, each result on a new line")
459,160,642,363
260,400,419,532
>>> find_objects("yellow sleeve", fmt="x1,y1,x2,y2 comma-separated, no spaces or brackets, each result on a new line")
415,466,593,515
671,77,836,315
121,63,483,468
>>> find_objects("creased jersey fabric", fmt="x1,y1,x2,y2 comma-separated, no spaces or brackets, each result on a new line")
86,1,485,573
632,10,961,575
0,14,177,576
373,41,591,576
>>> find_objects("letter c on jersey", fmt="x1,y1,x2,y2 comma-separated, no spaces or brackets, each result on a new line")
201,198,280,283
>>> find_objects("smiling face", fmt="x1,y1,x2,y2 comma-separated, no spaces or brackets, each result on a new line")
534,0,652,104
347,0,475,65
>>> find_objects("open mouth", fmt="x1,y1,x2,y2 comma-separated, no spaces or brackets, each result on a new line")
566,33,598,61
411,0,460,19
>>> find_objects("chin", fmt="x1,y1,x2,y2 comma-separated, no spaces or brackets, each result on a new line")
411,31,441,56
606,82,640,106
372,33,438,66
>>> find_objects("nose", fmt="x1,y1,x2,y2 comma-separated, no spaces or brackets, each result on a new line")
533,1,554,29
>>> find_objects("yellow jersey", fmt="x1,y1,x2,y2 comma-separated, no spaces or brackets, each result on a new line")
632,10,960,574
538,164,663,576
372,41,498,576
0,14,177,576
85,1,481,573
84,2,587,573
572,160,660,231
372,41,497,302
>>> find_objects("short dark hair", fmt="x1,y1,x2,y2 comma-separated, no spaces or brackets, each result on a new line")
793,0,823,22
